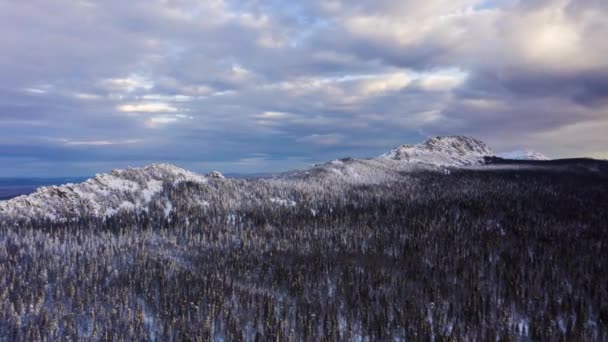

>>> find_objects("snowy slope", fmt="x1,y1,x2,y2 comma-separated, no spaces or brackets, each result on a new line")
498,150,549,161
285,157,440,185
288,136,495,184
379,136,494,167
0,164,207,220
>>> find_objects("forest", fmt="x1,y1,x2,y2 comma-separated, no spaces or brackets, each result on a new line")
1,166,607,341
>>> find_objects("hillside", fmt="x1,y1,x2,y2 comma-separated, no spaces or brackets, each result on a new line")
1,136,607,341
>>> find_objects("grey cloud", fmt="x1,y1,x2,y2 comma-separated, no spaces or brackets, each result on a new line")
0,0,607,176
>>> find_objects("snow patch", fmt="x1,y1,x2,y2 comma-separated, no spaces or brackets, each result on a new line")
270,197,297,207
164,200,173,218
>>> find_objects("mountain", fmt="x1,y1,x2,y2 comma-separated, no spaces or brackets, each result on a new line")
498,149,549,160
379,136,494,166
0,164,207,221
0,136,520,221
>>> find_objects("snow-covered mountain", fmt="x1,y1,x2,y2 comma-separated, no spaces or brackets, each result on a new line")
498,150,549,161
379,136,494,166
0,136,501,221
284,157,428,184
0,163,207,221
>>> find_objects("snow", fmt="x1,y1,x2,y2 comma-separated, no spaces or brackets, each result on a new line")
330,168,343,176
163,200,173,218
197,199,211,207
517,318,529,336
270,197,297,207
207,171,226,179
93,174,140,191
380,136,494,167
0,164,208,221
142,180,163,203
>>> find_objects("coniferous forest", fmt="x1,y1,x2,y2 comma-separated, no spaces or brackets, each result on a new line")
1,166,607,341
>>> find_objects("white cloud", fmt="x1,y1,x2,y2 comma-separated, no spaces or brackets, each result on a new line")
117,102,179,113
505,3,608,73
416,70,468,91
261,72,413,108
58,138,141,146
73,92,103,100
23,88,49,95
144,114,193,128
224,64,253,85
254,111,296,127
256,111,292,119
23,84,54,95
140,94,193,102
102,75,154,93
332,1,608,75
460,98,506,110
344,15,433,46
356,73,410,96
146,116,178,126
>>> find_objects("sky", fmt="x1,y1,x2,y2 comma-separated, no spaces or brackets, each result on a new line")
0,0,607,176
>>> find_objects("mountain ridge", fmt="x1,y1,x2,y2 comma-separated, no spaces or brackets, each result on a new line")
0,163,207,221
0,136,555,221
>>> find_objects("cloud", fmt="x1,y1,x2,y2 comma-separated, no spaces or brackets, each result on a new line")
23,87,49,95
58,138,141,146
416,70,468,91
73,93,104,101
255,111,293,120
0,0,606,176
145,114,193,128
117,102,179,113
298,134,344,146
356,73,410,96
140,94,193,102
526,118,608,159
102,75,154,93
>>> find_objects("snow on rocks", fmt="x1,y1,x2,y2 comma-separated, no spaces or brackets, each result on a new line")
0,163,207,221
380,136,494,167
207,171,226,180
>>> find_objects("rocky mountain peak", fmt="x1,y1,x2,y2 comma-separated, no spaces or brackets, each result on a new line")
380,136,494,166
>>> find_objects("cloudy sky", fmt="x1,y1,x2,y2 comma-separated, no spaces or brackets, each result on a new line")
1,0,607,176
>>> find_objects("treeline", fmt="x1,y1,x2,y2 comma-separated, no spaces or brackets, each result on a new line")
1,168,607,340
